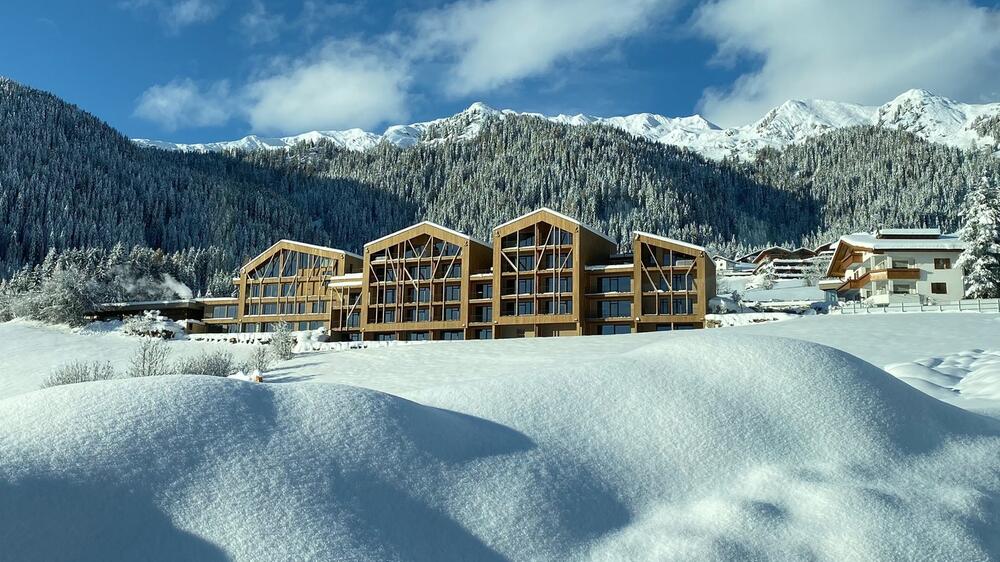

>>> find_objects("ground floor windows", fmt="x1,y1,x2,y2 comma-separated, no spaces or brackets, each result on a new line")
442,331,464,341
408,332,430,341
376,333,397,341
475,328,492,340
598,324,631,335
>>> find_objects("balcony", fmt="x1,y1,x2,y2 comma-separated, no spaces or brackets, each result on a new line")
838,266,919,292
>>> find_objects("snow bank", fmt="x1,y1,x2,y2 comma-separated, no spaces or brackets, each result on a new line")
2,332,999,560
886,349,1000,414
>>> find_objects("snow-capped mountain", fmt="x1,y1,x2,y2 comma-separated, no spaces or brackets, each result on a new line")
133,90,1000,160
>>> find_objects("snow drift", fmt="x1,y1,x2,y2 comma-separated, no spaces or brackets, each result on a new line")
2,332,999,561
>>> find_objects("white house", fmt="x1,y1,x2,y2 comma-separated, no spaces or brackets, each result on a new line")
825,228,966,306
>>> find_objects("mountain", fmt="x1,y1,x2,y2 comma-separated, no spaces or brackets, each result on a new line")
136,90,1000,160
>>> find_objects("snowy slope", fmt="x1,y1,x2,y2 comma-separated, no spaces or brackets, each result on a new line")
3,332,1000,561
134,90,1000,160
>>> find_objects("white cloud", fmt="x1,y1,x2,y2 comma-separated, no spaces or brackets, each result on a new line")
239,0,284,44
134,79,232,131
121,0,223,31
693,0,1000,126
244,41,410,133
414,0,670,96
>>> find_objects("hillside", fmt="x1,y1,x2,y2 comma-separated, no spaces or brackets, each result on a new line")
1,77,998,279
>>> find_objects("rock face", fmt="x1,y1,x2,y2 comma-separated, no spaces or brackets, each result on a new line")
135,89,1000,160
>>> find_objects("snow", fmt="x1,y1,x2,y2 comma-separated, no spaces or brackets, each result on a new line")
886,350,1000,415
839,232,966,251
3,330,1000,560
133,90,1000,161
737,278,828,304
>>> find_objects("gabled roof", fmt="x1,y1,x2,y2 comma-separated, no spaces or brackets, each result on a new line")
839,232,965,251
634,231,707,254
494,207,617,245
876,228,941,239
364,221,490,248
243,239,362,271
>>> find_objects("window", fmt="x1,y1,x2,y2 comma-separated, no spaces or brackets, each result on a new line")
436,242,460,256
262,303,278,315
931,282,948,294
262,323,277,332
348,333,362,341
477,306,492,322
892,283,912,295
444,285,461,301
212,305,237,318
893,259,912,269
377,333,397,341
297,302,307,314
308,321,324,330
244,323,258,333
417,309,429,322
312,301,327,313
655,324,672,332
444,307,460,321
384,268,396,281
298,322,308,330
672,275,692,291
383,309,396,323
477,283,493,298
408,265,431,280
519,234,535,247
446,264,462,279
517,255,534,271
384,288,396,304
517,301,534,315
666,299,693,315
539,253,554,269
247,303,260,316
557,229,572,245
934,258,951,270
599,300,631,318
559,299,572,314
250,284,261,297
442,331,464,341
347,313,360,327
599,325,631,335
599,276,631,293
262,284,279,297
281,302,297,314
409,332,429,341
476,328,492,340
517,278,534,294
418,287,430,303
281,283,296,296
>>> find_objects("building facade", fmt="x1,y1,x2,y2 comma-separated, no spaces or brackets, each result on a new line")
826,228,966,305
96,209,716,339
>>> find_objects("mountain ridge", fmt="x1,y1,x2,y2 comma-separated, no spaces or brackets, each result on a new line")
135,89,1000,160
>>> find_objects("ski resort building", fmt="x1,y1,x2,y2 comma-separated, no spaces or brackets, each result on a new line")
94,209,716,340
826,228,966,305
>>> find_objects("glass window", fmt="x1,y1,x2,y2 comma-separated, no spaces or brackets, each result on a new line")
672,275,691,291
557,229,572,245
244,323,258,333
417,309,430,322
600,300,631,318
517,301,533,315
442,331,464,340
477,306,492,322
262,303,278,315
559,299,572,314
247,303,260,316
281,282,296,296
517,279,534,294
934,258,951,270
418,287,431,303
262,284,279,297
409,332,429,341
519,234,535,247
662,299,693,315
308,321,324,330
446,264,462,279
212,305,235,318
931,282,948,294
377,334,397,341
599,324,631,335
444,285,461,301
282,252,299,276
384,309,396,323
312,301,327,313
477,328,492,339
539,253,554,269
517,255,534,271
347,313,360,327
599,276,631,293
298,322,309,330
385,288,396,304
444,307,460,321
250,284,261,297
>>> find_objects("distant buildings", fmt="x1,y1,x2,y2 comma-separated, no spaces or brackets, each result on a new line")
825,228,966,305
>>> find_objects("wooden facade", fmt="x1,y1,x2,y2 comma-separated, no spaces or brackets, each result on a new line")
189,209,715,339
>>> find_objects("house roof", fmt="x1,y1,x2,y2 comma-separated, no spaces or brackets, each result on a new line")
244,239,362,269
364,221,490,248
633,231,707,254
839,232,966,251
494,207,617,245
876,228,942,238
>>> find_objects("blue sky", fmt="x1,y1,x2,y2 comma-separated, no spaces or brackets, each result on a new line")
2,0,999,143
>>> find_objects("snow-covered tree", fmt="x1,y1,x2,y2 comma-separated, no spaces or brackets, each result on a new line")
748,261,777,290
957,175,1000,298
270,321,296,361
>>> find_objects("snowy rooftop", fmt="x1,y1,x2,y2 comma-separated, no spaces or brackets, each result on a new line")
877,228,942,238
494,207,617,245
245,239,363,266
634,231,707,253
364,221,490,248
840,232,965,251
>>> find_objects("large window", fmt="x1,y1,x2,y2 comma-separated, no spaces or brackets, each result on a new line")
476,306,492,322
476,283,492,298
212,305,237,318
444,285,461,301
519,233,535,247
409,265,431,280
934,258,951,270
517,255,534,271
444,307,460,321
541,299,572,314
312,301,327,313
385,288,396,304
347,313,360,327
517,301,534,315
418,287,431,303
281,283,296,296
599,325,631,335
377,334,397,341
517,278,534,294
476,328,492,340
262,303,278,315
250,285,261,297
599,300,631,318
383,309,396,323
409,332,429,341
598,276,631,293
417,309,430,322
446,264,462,279
672,275,692,291
442,331,464,341
262,284,279,298
663,299,693,315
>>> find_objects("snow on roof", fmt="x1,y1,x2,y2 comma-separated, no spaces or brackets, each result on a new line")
877,228,941,238
840,232,966,251
494,208,617,245
633,231,707,254
364,221,490,248
245,239,362,267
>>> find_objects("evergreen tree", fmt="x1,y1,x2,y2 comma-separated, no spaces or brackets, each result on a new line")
957,175,1000,298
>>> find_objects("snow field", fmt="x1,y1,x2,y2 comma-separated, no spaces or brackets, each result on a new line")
2,332,1000,560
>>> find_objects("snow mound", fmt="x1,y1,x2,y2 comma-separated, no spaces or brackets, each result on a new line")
2,333,999,560
886,349,1000,414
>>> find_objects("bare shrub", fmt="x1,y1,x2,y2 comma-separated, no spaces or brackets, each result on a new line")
127,338,171,377
41,361,117,389
239,346,274,374
173,349,236,377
